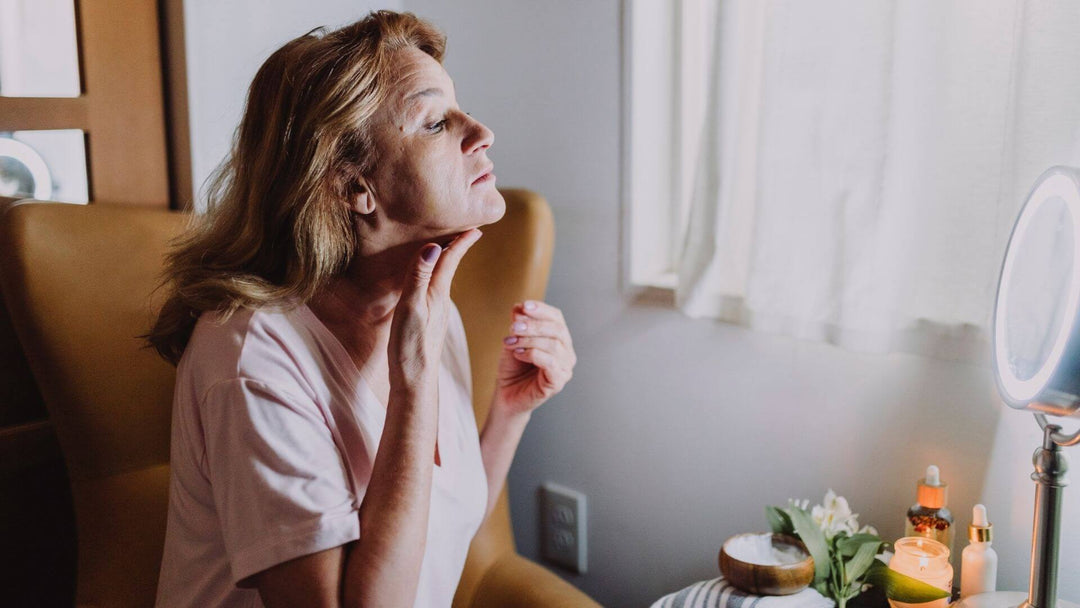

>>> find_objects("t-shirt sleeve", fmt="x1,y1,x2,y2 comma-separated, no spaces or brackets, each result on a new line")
200,377,360,587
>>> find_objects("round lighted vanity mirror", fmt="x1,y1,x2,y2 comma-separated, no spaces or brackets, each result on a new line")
993,166,1080,415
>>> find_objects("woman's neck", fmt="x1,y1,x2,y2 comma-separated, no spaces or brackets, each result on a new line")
307,242,418,374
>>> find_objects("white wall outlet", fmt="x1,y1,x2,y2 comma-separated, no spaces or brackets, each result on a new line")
540,482,587,574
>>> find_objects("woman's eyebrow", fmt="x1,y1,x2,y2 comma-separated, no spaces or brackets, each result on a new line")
401,87,444,121
405,86,444,102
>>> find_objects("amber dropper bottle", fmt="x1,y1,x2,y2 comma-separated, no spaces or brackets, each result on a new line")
904,465,955,559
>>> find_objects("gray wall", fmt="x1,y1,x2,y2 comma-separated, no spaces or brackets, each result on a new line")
184,1,1080,606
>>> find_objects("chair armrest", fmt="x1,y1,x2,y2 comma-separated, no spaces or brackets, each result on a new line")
470,553,602,608
0,420,63,475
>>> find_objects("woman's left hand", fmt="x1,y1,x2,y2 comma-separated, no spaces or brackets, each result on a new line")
493,300,576,417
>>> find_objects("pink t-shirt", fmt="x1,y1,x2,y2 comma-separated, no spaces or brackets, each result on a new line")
155,301,488,607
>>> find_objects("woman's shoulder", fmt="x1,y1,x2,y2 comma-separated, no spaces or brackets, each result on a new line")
178,302,319,400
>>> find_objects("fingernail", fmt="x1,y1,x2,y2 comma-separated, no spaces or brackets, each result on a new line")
504,336,518,345
422,244,441,263
512,321,527,332
514,347,525,353
524,301,537,311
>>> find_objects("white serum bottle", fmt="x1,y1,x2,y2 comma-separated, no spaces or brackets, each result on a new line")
960,504,998,598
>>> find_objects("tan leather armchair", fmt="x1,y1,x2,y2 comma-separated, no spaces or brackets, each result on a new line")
0,189,599,607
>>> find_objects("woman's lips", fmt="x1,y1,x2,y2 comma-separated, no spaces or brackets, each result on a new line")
471,171,496,186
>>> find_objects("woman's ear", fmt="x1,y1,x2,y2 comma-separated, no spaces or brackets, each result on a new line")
349,180,376,215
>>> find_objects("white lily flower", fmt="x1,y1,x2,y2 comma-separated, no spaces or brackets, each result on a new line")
812,489,865,539
773,490,889,608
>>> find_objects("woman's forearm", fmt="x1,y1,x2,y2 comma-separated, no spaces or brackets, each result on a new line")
478,400,532,522
342,385,438,607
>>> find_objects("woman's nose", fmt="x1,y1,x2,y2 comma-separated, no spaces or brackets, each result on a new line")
463,116,494,155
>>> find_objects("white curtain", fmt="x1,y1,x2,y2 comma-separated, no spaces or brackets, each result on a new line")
676,0,1080,360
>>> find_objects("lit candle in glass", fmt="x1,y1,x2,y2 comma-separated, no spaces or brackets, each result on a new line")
888,537,953,608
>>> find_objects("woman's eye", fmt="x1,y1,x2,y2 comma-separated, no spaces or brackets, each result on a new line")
426,119,447,133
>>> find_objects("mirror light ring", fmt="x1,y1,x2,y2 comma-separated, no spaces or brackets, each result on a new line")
993,166,1080,408
0,137,53,200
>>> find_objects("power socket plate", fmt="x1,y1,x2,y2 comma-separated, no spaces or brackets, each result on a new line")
540,482,587,574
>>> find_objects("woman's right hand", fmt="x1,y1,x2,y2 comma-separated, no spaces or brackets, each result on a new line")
387,228,483,397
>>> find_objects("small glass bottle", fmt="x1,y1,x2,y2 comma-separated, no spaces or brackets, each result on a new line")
904,465,954,559
960,504,997,598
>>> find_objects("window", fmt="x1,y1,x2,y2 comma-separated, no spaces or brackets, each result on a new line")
622,0,1080,360
622,0,713,289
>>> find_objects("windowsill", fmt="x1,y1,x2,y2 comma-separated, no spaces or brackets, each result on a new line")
630,271,677,291
626,271,677,307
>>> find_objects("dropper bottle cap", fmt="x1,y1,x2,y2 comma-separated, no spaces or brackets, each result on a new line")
916,465,948,509
969,504,993,542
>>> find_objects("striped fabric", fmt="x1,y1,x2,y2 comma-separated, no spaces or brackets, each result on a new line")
650,577,835,608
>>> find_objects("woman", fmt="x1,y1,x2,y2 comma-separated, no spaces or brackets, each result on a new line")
147,11,575,607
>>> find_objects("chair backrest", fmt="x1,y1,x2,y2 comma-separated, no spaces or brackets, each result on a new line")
0,201,186,606
0,188,554,607
450,189,555,607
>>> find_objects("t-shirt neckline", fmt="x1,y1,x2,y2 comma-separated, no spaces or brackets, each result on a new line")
295,302,449,472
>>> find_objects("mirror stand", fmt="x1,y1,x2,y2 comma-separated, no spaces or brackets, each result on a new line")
957,417,1080,608
1021,420,1069,608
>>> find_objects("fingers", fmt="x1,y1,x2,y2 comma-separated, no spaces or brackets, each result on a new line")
506,301,576,377
513,300,565,323
503,334,564,355
505,336,577,368
430,228,483,295
399,242,442,307
510,346,573,389
508,316,572,348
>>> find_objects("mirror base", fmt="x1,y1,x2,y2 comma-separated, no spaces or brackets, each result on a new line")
955,591,1078,608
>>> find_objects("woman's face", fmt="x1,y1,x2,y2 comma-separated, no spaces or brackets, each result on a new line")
360,46,505,248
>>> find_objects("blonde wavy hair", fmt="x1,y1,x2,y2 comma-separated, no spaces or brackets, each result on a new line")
145,10,445,365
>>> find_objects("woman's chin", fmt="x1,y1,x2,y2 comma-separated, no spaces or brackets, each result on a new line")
477,190,507,226
428,193,506,241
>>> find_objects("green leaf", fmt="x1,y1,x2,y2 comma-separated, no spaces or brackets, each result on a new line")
788,507,831,584
844,541,880,585
865,560,950,603
838,534,882,557
766,506,795,535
